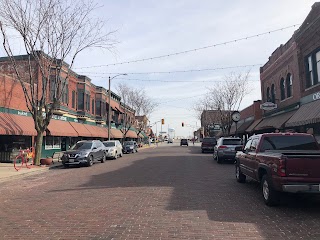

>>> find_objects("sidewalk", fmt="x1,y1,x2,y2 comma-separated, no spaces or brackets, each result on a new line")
0,159,62,183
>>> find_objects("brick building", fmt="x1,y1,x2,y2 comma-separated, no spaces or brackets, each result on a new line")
0,53,143,162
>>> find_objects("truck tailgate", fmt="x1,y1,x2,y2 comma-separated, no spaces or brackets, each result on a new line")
284,152,320,178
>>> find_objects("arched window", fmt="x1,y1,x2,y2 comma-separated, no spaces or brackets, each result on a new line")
286,73,293,98
271,84,275,103
280,78,285,100
266,87,270,102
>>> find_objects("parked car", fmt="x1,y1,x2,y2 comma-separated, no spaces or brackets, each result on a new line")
180,139,188,146
235,133,320,206
213,137,242,163
61,140,106,167
123,141,138,153
102,140,123,159
201,137,217,153
168,138,173,143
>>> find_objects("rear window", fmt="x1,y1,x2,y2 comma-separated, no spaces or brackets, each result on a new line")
203,138,216,143
261,135,319,151
222,139,242,145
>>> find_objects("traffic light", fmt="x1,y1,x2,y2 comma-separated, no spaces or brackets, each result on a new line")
182,122,184,127
161,118,164,125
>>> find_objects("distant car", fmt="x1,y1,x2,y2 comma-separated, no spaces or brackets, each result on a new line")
103,140,123,159
168,138,173,143
123,141,138,153
180,139,188,146
214,137,242,163
61,140,106,167
201,137,217,153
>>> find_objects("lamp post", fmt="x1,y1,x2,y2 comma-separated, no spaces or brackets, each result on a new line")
108,74,127,141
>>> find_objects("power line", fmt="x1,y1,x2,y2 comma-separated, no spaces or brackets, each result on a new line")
78,64,261,75
74,24,299,69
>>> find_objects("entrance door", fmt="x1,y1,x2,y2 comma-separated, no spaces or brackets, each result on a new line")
61,137,67,151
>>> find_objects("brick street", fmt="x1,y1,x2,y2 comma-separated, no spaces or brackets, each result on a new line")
0,143,320,239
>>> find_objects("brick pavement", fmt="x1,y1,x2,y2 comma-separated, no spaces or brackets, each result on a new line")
0,144,320,239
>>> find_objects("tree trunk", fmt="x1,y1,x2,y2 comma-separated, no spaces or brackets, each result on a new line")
34,131,44,166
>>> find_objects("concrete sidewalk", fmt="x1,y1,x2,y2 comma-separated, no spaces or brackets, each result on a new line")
0,159,62,183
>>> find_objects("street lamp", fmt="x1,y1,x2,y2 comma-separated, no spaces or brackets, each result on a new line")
108,73,127,141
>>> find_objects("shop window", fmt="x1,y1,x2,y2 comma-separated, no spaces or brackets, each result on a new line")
286,73,292,98
45,136,61,149
280,78,285,100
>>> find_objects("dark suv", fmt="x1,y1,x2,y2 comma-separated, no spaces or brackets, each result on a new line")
61,140,106,167
201,137,217,153
180,139,188,146
123,141,138,153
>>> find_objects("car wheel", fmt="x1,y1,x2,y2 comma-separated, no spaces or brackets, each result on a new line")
114,152,118,160
101,153,106,163
235,163,246,183
63,163,69,168
119,152,123,157
216,155,223,164
261,174,279,206
87,155,93,167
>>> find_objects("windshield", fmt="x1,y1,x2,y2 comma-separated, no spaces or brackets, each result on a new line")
203,138,216,143
261,136,319,151
103,142,115,147
124,141,134,145
222,139,242,145
71,142,92,150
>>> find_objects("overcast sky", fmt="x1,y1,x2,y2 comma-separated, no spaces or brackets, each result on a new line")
2,0,317,138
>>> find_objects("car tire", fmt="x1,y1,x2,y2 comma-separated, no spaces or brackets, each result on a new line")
216,155,223,164
235,163,246,183
119,152,123,157
87,155,93,167
63,163,69,168
101,153,106,163
261,174,279,206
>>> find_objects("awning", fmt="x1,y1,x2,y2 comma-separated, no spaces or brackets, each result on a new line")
237,120,255,133
84,124,108,138
126,130,138,138
69,122,93,137
47,119,78,137
286,100,320,127
246,119,262,133
110,128,123,139
0,112,37,136
255,110,296,131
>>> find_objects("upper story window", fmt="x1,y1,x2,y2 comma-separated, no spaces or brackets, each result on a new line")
85,93,90,112
271,84,275,103
72,91,75,108
266,87,270,102
306,50,320,88
91,99,95,115
280,78,285,100
77,91,84,110
286,73,292,98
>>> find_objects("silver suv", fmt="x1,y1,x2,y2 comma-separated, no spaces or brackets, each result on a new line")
213,137,242,164
103,140,123,159
61,140,107,167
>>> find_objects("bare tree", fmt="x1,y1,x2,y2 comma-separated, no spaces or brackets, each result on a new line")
194,71,251,136
116,83,158,138
0,0,116,165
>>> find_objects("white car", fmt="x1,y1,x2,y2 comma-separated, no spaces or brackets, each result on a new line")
102,140,123,159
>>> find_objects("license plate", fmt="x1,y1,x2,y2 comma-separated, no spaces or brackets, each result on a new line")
69,159,74,163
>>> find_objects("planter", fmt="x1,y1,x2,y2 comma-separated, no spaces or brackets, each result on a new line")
40,158,53,165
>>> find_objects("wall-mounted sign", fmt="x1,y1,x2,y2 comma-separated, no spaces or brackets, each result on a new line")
260,102,277,110
17,111,28,116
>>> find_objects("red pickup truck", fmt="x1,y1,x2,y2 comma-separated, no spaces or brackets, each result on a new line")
235,133,320,206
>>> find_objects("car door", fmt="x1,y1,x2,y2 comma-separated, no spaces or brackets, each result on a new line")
96,141,104,159
246,137,259,179
91,142,99,161
238,138,254,177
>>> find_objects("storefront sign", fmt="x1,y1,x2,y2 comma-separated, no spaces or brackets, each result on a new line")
17,111,28,116
260,102,277,110
52,115,67,121
313,92,320,101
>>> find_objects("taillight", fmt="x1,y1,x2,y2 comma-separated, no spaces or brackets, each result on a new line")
219,145,227,149
278,159,286,177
